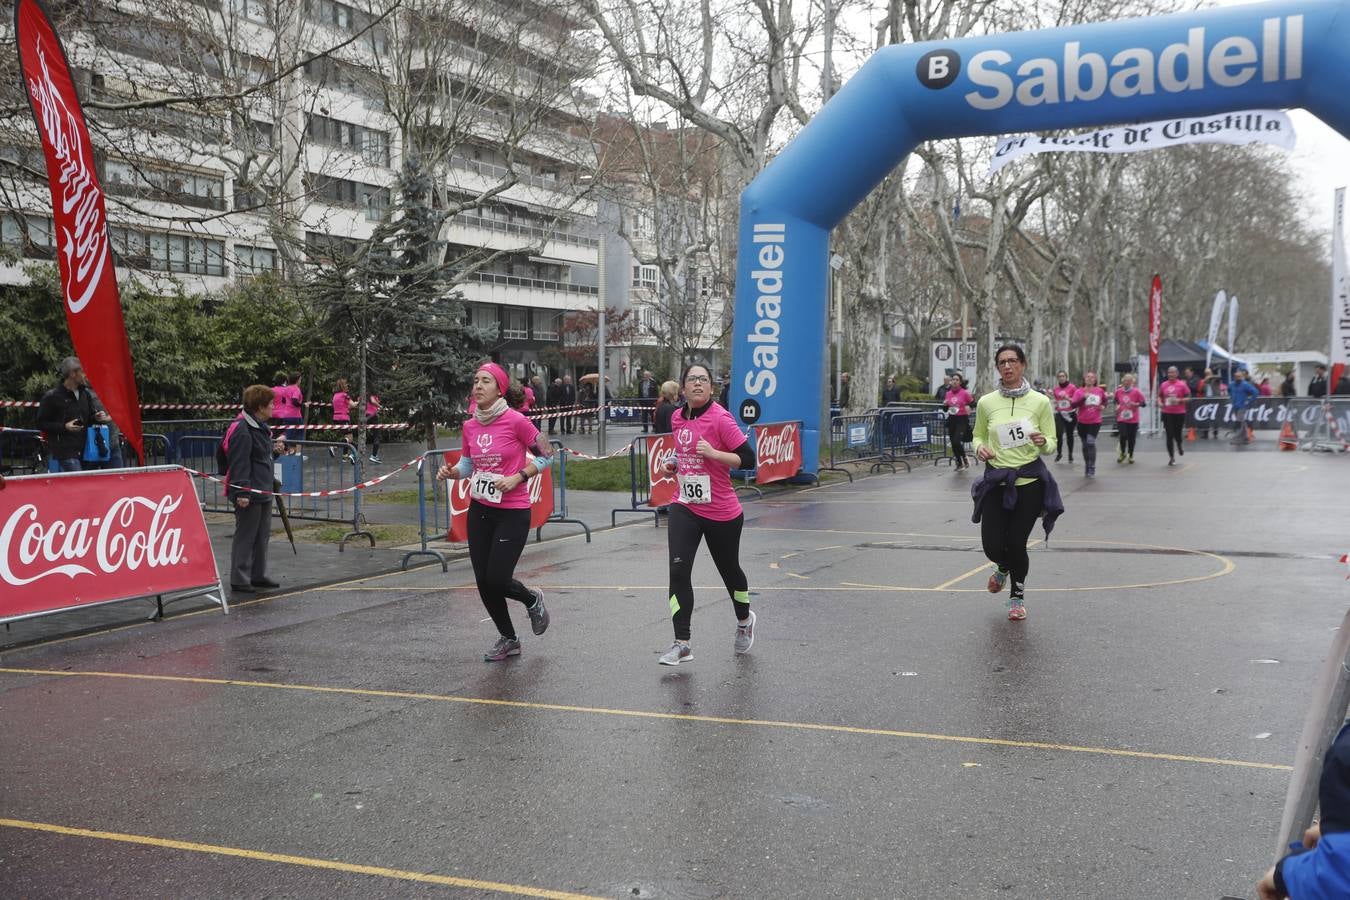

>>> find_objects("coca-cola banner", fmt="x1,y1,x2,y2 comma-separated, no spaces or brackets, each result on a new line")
441,451,555,542
0,467,221,623
1185,398,1350,433
16,0,145,463
645,435,678,507
752,421,802,484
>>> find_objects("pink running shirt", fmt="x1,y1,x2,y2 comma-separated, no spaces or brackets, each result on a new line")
1159,379,1190,415
1052,383,1077,416
670,402,748,522
1073,386,1108,425
365,395,380,417
332,391,351,422
944,388,973,417
461,408,541,509
1114,387,1146,423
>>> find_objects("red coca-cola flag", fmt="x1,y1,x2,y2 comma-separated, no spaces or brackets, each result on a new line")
753,421,802,484
441,450,555,542
0,468,221,622
16,0,144,463
1148,274,1162,393
645,435,678,507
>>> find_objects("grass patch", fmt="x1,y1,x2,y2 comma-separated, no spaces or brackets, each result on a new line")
562,455,634,491
277,523,425,546
362,488,423,505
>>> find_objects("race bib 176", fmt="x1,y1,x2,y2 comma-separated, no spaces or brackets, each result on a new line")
470,471,503,504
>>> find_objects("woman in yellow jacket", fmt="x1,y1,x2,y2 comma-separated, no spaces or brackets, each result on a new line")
970,345,1065,621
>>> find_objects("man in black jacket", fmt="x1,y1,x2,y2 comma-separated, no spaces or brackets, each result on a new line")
561,374,577,434
35,357,110,472
545,377,564,435
1310,364,1329,398
225,385,284,593
637,370,658,432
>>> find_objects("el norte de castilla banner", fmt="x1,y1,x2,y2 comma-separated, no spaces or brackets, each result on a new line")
988,110,1295,176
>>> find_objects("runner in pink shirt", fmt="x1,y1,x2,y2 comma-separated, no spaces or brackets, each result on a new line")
1051,371,1077,464
364,393,383,463
436,362,551,661
1071,371,1108,477
1158,366,1191,465
657,363,758,666
1113,373,1146,463
943,374,974,470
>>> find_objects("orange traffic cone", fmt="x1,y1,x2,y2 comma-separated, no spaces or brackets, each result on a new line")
1279,421,1297,451
1186,427,1197,442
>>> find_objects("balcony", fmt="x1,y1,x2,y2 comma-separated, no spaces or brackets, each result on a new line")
457,270,597,312
451,212,596,248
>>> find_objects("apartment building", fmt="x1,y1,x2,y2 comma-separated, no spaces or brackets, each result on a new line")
0,0,599,384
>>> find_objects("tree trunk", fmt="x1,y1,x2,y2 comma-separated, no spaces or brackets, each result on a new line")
844,298,883,413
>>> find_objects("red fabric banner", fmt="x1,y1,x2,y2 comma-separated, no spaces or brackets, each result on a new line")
442,451,555,542
0,468,220,621
752,421,802,484
644,435,678,507
16,0,144,462
1148,274,1162,391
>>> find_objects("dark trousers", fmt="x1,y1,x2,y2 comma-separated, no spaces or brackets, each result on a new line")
1054,414,1075,458
466,501,535,639
1117,422,1139,456
947,415,969,465
1076,422,1100,469
230,499,272,586
1162,412,1186,458
667,503,749,641
979,479,1045,591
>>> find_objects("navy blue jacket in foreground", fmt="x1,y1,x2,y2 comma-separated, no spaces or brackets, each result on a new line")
969,457,1065,540
1277,723,1350,899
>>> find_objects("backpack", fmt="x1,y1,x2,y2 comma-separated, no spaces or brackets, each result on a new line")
217,417,244,476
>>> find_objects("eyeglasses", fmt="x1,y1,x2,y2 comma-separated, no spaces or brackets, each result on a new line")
684,375,711,384
996,358,1020,367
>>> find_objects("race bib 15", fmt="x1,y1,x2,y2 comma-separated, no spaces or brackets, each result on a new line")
995,419,1033,449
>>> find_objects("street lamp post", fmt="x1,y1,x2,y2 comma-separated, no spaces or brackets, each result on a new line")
597,236,607,454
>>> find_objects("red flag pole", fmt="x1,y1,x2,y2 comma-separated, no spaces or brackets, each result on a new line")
1148,274,1162,433
15,0,144,463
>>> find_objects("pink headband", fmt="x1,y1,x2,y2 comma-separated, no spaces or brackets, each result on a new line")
476,362,509,396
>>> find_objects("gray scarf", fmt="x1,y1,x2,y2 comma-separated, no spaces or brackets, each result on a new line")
999,378,1032,399
473,397,508,425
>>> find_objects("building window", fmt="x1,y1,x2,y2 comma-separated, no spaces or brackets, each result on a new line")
632,264,658,291
467,303,498,334
502,307,528,340
533,312,558,341
235,244,278,274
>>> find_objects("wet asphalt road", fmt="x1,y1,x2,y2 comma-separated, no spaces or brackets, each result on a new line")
1,444,1346,899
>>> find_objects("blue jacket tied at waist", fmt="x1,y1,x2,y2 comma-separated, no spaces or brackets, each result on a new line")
970,457,1065,539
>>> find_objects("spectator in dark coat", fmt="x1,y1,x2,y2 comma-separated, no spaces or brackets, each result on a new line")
654,380,680,434
1310,365,1329,398
225,384,285,594
1280,372,1297,399
561,374,577,435
36,356,110,473
881,375,901,405
637,370,659,433
545,377,565,435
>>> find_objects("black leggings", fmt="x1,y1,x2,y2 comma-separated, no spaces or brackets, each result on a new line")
1076,422,1100,468
668,503,749,641
980,478,1045,593
1054,414,1075,458
1162,412,1186,458
1117,422,1138,456
466,501,536,639
947,415,969,465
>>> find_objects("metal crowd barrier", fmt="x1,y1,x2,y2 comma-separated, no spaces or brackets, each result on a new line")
175,434,373,548
401,441,592,572
612,436,666,526
822,413,900,478
0,428,44,475
876,404,944,466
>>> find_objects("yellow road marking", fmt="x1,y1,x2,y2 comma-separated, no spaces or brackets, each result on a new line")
0,817,600,899
0,667,1289,772
930,562,994,591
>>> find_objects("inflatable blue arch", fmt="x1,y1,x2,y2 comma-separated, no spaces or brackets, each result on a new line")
729,0,1350,473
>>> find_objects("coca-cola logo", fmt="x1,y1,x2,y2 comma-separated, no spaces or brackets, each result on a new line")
647,436,676,486
26,35,110,315
1,493,187,586
756,423,800,467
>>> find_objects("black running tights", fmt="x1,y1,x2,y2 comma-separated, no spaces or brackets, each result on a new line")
947,415,969,465
1162,412,1186,458
667,503,749,641
1054,414,1075,457
1117,422,1138,457
467,501,536,639
980,479,1045,592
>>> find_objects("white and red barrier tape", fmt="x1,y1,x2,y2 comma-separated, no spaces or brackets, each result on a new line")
184,456,424,498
